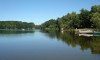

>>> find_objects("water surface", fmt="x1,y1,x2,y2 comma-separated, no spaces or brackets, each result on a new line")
0,30,100,60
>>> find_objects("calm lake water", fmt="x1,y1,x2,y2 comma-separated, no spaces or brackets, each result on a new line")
0,30,100,60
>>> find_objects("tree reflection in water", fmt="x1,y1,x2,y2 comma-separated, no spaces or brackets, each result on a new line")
40,30,100,54
0,30,34,34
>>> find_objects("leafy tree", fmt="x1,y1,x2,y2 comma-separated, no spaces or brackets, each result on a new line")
41,19,57,30
66,12,80,28
90,12,100,29
91,5,100,13
0,21,35,30
79,9,91,28
41,5,100,31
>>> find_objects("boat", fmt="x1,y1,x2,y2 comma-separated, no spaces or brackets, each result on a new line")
93,32,100,36
93,32,100,34
79,30,93,34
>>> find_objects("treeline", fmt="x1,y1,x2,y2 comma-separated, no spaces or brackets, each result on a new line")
41,5,100,30
0,21,35,30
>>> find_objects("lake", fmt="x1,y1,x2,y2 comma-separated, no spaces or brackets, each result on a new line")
0,30,100,60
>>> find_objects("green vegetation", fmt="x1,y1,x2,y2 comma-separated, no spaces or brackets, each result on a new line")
41,19,58,30
0,21,35,30
41,5,100,31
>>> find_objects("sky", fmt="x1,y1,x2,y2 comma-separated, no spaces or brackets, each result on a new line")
0,0,100,25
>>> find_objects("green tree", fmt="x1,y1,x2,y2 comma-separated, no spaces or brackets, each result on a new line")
66,12,80,28
90,12,100,29
41,19,57,30
0,21,35,30
40,5,100,31
91,5,100,13
79,9,91,28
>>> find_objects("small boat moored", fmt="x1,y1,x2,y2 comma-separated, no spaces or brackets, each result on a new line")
93,32,100,36
79,30,93,34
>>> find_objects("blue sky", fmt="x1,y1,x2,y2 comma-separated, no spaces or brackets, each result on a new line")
0,0,100,25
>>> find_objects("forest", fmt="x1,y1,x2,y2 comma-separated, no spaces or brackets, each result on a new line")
0,21,35,30
41,5,100,31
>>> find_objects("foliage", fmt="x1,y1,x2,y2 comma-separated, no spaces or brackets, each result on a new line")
41,5,100,30
41,19,58,30
90,12,100,29
91,5,100,13
79,9,91,28
0,21,35,30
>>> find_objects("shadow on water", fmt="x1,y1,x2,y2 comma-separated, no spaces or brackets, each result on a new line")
40,30,100,54
0,30,34,34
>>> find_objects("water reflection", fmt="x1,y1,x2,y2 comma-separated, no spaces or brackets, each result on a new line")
79,34,93,37
40,30,100,54
0,30,34,34
79,33,100,37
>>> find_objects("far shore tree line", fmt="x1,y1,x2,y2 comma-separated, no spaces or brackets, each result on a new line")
0,21,35,30
41,5,100,31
